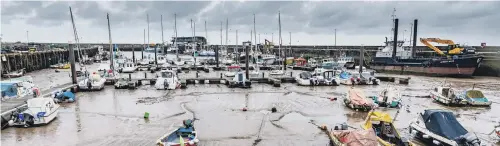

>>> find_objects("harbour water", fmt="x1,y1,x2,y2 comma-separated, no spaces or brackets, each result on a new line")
2,52,500,146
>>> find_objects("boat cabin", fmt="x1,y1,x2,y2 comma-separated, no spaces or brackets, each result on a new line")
298,72,313,79
159,70,176,78
294,58,307,66
434,87,456,99
227,66,241,72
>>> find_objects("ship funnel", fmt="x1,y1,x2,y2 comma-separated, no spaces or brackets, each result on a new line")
392,18,399,59
412,19,418,57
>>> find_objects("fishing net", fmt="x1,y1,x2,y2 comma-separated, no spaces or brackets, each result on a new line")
466,90,484,98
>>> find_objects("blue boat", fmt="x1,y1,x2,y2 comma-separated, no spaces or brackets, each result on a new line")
53,90,76,103
156,119,199,146
461,89,492,106
1,78,37,99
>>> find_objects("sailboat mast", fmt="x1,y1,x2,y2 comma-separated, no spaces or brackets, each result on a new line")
69,6,82,63
205,20,208,51
147,14,150,50
253,14,257,54
220,21,223,53
161,14,164,50
236,30,238,62
174,13,178,59
278,11,282,59
106,13,114,70
225,18,229,53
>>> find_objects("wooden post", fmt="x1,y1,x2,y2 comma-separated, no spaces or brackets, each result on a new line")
68,43,78,84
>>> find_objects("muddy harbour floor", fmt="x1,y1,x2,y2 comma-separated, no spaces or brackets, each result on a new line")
2,57,500,146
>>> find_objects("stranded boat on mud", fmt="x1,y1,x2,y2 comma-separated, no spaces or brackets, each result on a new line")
343,88,376,111
295,70,339,86
329,123,380,146
462,89,492,106
1,77,37,99
2,69,26,78
8,98,60,128
409,109,482,146
156,119,199,146
430,87,468,106
369,88,402,108
78,72,106,91
362,111,414,146
155,70,181,90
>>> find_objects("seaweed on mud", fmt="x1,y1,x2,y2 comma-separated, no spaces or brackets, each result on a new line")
252,138,262,146
136,91,175,105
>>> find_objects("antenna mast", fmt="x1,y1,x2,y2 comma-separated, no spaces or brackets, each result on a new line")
391,8,396,41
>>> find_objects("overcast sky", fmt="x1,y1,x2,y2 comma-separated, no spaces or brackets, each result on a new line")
1,1,499,46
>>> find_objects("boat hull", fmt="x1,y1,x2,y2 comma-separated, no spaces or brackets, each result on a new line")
430,91,468,106
78,79,106,91
371,55,483,77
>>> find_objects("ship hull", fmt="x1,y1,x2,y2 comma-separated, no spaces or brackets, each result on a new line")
371,55,483,77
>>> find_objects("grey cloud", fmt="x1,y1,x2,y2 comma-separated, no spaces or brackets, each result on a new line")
2,1,499,37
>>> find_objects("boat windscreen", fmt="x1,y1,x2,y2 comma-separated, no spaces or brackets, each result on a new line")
161,72,173,78
339,72,350,79
422,110,468,140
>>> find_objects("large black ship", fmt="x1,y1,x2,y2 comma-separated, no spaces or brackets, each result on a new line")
369,19,483,77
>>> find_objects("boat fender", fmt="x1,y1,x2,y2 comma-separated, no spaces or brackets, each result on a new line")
432,140,440,145
32,88,40,97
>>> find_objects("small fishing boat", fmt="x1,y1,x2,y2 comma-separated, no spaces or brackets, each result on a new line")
224,65,241,77
295,71,314,86
362,111,414,146
358,72,380,85
114,78,138,89
1,77,37,99
59,63,71,69
50,63,62,69
77,72,106,91
155,70,181,90
157,55,168,65
138,58,151,65
328,123,380,146
343,88,375,111
430,87,468,106
269,66,285,76
53,90,76,103
227,71,251,88
369,88,402,108
8,98,60,127
409,109,482,146
338,71,358,85
462,89,492,106
98,64,120,85
156,119,199,146
2,69,26,78
121,61,137,73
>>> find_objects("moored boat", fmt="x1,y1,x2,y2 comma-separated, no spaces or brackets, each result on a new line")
343,88,376,111
329,123,380,146
362,111,414,146
121,61,137,73
2,69,26,78
156,119,199,146
369,88,402,108
224,65,241,77
430,87,468,106
227,71,251,88
8,98,60,128
409,109,482,146
77,72,106,91
462,89,492,106
155,70,181,90
1,77,37,99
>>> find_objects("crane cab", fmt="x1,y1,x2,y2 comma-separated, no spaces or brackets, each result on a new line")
447,44,475,55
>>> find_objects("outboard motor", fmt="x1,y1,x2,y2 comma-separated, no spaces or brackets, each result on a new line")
455,133,481,146
87,80,92,90
163,79,169,90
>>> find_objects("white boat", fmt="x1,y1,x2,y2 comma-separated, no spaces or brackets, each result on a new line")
155,70,181,90
299,70,339,86
370,87,402,108
97,63,120,84
409,109,482,146
336,53,355,68
358,71,380,85
138,58,151,65
156,119,199,146
3,69,26,78
1,77,37,99
225,65,241,77
249,67,261,78
228,71,251,88
78,72,106,91
338,71,358,85
121,61,137,73
295,72,314,86
269,66,285,76
430,87,468,106
8,98,60,127
157,55,168,65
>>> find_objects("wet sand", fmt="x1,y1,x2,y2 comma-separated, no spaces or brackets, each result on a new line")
2,54,500,146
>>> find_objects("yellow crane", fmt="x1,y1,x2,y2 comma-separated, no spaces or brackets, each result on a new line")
419,38,475,56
